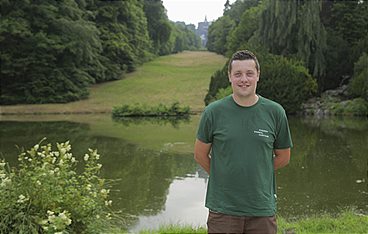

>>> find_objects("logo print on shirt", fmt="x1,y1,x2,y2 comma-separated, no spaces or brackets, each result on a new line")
253,129,270,138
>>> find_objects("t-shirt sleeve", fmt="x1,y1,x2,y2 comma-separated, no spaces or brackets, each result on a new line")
196,109,213,144
274,108,293,149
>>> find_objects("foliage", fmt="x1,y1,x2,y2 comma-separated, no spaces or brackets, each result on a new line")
112,102,190,118
143,0,172,55
0,0,101,104
0,139,113,233
171,22,202,53
349,53,368,101
258,0,327,79
206,15,235,55
328,98,368,116
225,3,264,57
204,63,229,105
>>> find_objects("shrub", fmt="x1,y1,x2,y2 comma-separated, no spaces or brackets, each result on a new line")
112,102,190,118
257,53,317,113
349,52,368,101
329,98,368,116
0,139,113,233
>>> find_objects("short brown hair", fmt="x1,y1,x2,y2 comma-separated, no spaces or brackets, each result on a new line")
228,50,260,74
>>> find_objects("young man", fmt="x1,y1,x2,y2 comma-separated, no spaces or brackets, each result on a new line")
194,50,293,234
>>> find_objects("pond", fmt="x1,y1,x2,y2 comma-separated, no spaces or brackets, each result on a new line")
0,114,367,232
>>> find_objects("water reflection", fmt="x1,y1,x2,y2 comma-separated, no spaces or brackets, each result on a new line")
0,115,367,231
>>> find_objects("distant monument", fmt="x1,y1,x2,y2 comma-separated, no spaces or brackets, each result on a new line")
196,16,211,47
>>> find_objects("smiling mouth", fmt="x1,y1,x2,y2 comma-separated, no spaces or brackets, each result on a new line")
238,84,250,88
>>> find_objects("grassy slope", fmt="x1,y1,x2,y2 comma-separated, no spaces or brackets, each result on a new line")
0,51,227,114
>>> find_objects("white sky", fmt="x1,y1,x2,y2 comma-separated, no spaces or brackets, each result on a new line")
162,0,236,26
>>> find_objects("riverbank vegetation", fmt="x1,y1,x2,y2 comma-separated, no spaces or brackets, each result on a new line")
140,210,368,233
206,0,368,116
112,102,190,118
0,0,201,105
0,139,117,233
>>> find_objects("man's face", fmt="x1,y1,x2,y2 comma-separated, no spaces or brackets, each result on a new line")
228,59,259,99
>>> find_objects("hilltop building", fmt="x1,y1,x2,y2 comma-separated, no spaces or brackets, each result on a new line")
196,16,211,47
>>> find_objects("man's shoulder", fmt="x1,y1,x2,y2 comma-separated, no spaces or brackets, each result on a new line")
259,95,285,113
205,95,231,112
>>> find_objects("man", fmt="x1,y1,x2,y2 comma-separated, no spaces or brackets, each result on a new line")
194,50,293,234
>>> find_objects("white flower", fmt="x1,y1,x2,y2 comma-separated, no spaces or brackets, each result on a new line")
96,154,100,160
84,154,89,161
0,162,6,167
36,180,42,186
1,177,11,187
60,148,66,155
47,210,55,216
71,157,76,163
34,144,39,151
0,173,6,179
17,194,29,203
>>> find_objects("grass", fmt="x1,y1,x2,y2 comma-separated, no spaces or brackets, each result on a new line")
138,211,368,233
0,51,227,115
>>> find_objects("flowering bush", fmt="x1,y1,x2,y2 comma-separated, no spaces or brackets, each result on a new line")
0,138,113,233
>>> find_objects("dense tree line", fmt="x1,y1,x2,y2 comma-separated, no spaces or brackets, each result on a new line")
0,0,201,104
206,0,368,113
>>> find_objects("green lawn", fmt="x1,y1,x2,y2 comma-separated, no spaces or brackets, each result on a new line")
0,51,227,114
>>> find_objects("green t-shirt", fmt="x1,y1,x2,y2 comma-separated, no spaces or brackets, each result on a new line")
197,95,293,216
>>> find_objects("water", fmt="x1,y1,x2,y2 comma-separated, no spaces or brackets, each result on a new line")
0,114,367,232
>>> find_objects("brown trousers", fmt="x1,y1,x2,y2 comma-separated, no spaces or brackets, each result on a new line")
207,210,277,234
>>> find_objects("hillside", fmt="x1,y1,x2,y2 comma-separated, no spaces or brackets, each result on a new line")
0,51,226,115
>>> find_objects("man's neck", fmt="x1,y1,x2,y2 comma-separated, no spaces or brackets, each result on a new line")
232,94,259,107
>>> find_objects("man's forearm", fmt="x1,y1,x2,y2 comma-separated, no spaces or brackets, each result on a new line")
194,139,212,174
194,154,211,174
274,148,291,170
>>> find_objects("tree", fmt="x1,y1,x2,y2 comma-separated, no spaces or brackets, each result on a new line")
258,0,327,80
0,0,102,104
143,0,172,55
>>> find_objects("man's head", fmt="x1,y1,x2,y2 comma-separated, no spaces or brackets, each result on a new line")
228,50,260,75
228,50,260,101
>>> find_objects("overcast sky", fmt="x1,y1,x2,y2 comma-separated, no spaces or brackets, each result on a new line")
162,0,236,26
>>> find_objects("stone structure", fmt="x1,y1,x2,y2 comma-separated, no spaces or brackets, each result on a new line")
196,16,211,47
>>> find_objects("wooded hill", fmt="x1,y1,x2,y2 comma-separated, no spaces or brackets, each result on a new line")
0,0,201,104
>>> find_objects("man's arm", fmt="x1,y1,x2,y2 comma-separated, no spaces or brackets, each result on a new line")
194,139,212,174
274,148,291,170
